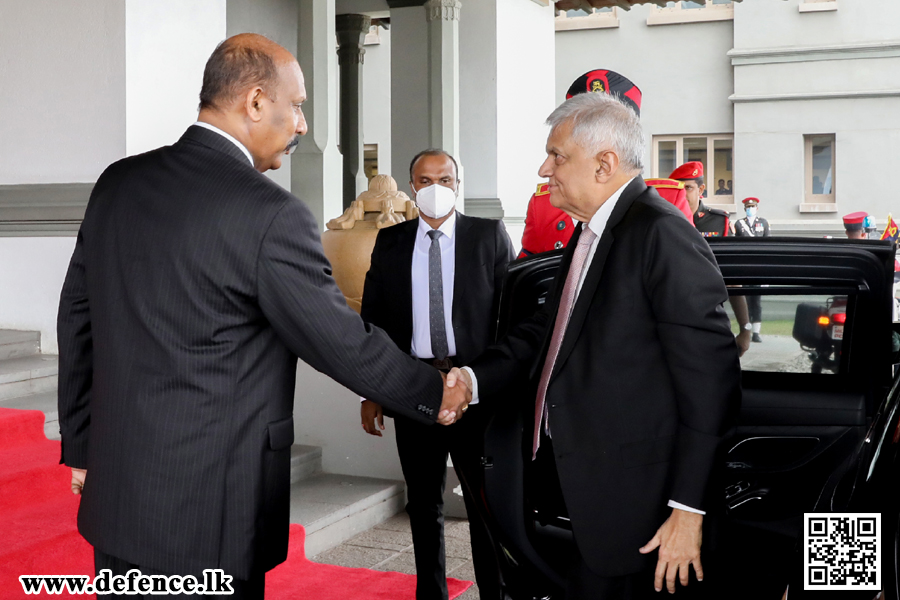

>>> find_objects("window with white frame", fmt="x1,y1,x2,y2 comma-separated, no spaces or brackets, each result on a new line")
799,0,837,13
804,134,836,206
555,6,618,30
648,0,733,25
652,135,734,207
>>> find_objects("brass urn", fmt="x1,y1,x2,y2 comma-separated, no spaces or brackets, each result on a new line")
322,174,419,313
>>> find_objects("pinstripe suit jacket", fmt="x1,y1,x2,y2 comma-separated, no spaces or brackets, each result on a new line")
57,125,444,579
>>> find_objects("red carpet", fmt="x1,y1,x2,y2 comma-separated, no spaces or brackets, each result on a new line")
0,407,473,598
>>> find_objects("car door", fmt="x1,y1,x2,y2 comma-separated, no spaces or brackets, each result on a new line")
477,238,897,599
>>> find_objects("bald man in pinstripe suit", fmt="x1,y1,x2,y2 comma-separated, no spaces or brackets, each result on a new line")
57,34,467,599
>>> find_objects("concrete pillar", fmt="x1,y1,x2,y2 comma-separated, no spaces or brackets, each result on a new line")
389,1,463,210
425,0,461,159
293,0,343,229
336,14,372,209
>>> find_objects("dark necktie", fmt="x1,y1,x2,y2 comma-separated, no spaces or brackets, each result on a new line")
427,230,449,360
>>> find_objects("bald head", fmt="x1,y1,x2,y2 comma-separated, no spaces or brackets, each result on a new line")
199,33,295,112
197,33,308,173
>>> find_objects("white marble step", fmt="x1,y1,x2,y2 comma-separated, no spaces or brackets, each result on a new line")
0,354,58,400
290,473,405,558
0,330,41,361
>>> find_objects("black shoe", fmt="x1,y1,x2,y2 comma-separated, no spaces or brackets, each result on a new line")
752,333,762,343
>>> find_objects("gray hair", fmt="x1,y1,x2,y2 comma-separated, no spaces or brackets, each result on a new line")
545,92,644,173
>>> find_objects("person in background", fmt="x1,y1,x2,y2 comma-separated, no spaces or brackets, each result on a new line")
733,197,771,343
714,179,730,196
360,149,514,600
671,161,751,355
843,211,870,239
518,69,642,258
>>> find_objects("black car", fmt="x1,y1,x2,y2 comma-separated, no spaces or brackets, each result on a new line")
471,237,899,599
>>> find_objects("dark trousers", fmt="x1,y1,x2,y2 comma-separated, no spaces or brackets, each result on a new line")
747,293,763,322
394,407,501,600
531,438,717,600
94,548,265,599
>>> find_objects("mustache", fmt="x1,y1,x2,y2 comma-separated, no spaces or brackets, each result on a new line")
284,135,301,154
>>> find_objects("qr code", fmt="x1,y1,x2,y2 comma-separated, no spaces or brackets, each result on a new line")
804,513,880,590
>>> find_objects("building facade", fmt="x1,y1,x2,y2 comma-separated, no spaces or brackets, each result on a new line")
554,0,900,235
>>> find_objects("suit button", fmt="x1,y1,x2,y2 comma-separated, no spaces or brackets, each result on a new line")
554,241,563,250
557,221,566,231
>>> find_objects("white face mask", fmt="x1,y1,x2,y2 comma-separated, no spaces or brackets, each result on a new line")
415,184,457,219
745,207,757,219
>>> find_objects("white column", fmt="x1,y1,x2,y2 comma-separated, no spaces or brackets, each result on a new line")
425,0,461,159
293,0,343,229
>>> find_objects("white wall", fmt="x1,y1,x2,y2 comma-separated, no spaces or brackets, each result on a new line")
0,0,125,184
734,0,900,50
363,27,392,179
555,5,735,180
0,238,77,354
496,0,555,220
126,1,227,158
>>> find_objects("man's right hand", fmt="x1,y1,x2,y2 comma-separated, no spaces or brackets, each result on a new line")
71,468,86,495
361,400,385,437
438,368,472,425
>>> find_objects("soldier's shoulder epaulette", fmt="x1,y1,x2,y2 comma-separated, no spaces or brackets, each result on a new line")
535,183,550,196
645,178,684,190
707,207,729,218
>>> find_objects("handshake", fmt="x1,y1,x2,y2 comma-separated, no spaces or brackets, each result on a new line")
437,368,473,426
360,367,474,436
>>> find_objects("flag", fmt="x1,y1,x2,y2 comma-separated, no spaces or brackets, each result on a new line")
881,214,899,242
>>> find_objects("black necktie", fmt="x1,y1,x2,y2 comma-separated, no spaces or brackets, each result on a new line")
427,230,449,360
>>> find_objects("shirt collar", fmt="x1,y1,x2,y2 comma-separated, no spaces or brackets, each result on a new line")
585,177,635,238
193,121,254,166
417,210,458,242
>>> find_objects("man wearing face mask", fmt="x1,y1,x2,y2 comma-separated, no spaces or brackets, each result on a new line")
734,198,770,343
359,149,514,600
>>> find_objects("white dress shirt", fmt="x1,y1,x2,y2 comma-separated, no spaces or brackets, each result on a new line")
193,121,254,166
411,212,458,359
462,179,702,515
362,211,476,404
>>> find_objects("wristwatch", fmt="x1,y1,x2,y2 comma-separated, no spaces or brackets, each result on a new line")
742,323,753,331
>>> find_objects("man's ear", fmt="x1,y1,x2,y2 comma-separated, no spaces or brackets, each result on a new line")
595,150,619,183
245,87,265,123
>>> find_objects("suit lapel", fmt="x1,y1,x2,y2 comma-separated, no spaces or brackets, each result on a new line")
551,178,645,380
395,220,418,345
452,214,472,331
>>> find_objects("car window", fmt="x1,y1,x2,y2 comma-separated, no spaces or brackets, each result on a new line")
724,289,852,375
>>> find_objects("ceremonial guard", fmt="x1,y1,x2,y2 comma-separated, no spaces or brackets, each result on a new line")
843,211,870,239
734,197,770,342
670,161,730,237
519,69,642,258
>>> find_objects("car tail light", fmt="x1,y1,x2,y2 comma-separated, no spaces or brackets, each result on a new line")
818,316,831,326
833,313,846,324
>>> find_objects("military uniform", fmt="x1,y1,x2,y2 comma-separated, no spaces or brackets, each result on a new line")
518,183,574,258
734,197,770,341
693,200,730,238
735,217,769,237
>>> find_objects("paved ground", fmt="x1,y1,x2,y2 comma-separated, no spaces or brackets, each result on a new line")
313,512,480,600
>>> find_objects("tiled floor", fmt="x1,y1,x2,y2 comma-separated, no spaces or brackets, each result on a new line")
312,513,481,600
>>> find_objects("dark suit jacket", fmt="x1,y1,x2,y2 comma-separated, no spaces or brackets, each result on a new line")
360,214,514,366
469,177,741,577
56,125,444,580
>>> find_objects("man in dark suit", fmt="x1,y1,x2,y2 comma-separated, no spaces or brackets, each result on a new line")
57,34,466,599
448,92,741,598
359,150,514,600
